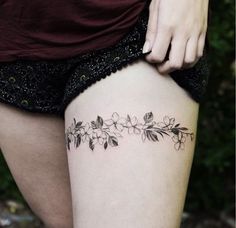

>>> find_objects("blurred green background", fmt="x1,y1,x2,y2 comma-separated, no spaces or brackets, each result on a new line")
0,0,234,225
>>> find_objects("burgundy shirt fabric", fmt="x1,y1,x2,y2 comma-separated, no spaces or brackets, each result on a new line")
0,0,147,62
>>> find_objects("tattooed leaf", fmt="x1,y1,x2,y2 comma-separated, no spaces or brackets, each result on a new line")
146,131,159,142
160,131,170,136
127,114,131,122
146,125,154,129
172,128,179,135
76,121,83,128
96,116,103,128
144,112,153,123
73,134,78,147
174,123,180,127
89,138,94,150
76,135,81,148
104,141,108,150
169,118,175,125
141,132,146,142
157,131,164,138
179,127,188,131
74,136,77,147
73,118,76,126
190,133,194,141
108,136,118,147
66,137,71,150
91,121,97,129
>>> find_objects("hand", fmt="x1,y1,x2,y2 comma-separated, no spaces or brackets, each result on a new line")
142,0,209,74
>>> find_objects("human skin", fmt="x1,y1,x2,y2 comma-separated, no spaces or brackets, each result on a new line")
0,104,73,228
64,59,199,228
143,0,209,74
0,0,209,227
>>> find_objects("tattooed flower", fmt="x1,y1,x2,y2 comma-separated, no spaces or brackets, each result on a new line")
80,123,92,142
157,116,175,130
104,112,126,132
126,115,143,134
65,112,194,152
172,133,186,150
92,128,107,145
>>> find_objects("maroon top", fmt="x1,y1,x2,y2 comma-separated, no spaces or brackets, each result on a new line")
0,0,147,62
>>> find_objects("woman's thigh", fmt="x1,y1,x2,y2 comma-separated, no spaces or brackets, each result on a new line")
64,59,199,228
0,103,73,228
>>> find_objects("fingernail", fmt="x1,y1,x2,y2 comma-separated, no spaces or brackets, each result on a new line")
142,41,151,54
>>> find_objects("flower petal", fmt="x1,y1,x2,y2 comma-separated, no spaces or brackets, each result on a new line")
85,122,90,131
131,116,138,125
163,116,170,125
172,135,179,143
181,136,186,143
93,137,98,144
174,142,181,150
156,122,166,128
112,112,119,121
128,127,134,134
134,127,141,135
126,122,132,128
98,137,104,145
180,143,185,150
116,123,124,132
119,117,127,125
101,132,107,139
104,119,114,126
80,128,85,135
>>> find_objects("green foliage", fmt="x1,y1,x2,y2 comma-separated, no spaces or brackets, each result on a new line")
0,0,234,213
0,152,25,202
185,0,235,212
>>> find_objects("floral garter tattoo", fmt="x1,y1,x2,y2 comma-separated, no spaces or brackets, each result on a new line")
65,112,194,151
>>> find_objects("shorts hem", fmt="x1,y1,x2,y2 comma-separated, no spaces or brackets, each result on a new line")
60,52,148,118
0,96,62,117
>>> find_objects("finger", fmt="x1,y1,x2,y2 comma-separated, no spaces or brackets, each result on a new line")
145,26,172,63
157,37,187,74
183,35,198,68
155,60,172,75
197,32,206,58
142,0,160,54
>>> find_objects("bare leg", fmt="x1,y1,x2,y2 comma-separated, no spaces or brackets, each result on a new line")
65,59,199,228
0,103,73,228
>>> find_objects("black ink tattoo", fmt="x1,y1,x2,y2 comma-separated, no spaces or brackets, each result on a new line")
65,112,194,151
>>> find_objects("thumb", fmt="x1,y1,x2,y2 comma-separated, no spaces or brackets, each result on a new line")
142,0,160,54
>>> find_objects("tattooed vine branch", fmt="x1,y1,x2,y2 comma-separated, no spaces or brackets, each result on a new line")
65,112,194,151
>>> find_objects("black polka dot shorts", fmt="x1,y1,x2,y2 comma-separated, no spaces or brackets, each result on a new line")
0,2,210,120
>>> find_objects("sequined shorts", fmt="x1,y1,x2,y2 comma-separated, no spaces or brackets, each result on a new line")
0,2,210,120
